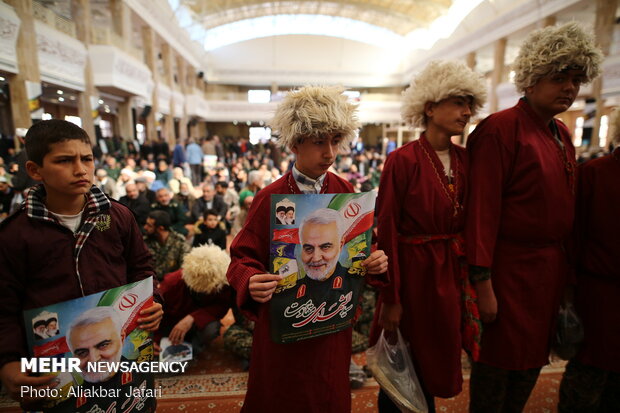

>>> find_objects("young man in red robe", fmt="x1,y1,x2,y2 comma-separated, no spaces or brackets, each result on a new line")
558,110,620,412
226,85,388,413
370,60,486,412
465,22,603,411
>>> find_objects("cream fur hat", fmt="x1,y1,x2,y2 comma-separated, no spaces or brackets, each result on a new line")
401,60,487,128
269,85,360,152
181,245,230,295
513,22,603,93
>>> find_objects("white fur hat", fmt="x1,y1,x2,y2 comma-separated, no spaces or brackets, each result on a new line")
401,60,487,128
181,245,230,294
269,85,360,152
513,22,603,93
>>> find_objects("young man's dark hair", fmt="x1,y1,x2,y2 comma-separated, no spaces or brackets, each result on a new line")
148,210,172,230
203,208,218,221
25,119,91,166
359,181,374,193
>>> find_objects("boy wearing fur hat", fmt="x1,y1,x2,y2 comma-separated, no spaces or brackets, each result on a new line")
227,85,387,413
370,60,486,411
157,245,233,352
557,110,620,412
465,23,603,411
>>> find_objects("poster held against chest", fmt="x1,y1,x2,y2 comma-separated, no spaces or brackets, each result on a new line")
269,192,377,343
23,277,156,412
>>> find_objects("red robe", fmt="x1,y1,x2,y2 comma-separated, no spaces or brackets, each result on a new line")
369,135,467,398
573,149,620,372
227,171,355,413
465,98,576,370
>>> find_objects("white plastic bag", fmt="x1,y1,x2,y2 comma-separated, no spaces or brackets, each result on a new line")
366,329,428,413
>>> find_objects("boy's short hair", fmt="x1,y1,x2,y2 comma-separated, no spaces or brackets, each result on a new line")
25,120,91,166
203,208,218,220
148,210,171,230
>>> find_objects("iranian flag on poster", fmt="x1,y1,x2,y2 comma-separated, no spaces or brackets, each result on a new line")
326,193,376,243
269,191,377,252
22,277,155,412
97,278,154,335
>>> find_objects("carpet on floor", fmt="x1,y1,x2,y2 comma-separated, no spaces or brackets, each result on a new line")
0,310,567,412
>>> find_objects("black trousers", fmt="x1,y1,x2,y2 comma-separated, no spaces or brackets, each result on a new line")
469,361,541,413
189,163,202,186
559,359,620,413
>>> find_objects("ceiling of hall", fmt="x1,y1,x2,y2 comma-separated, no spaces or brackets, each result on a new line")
178,0,453,35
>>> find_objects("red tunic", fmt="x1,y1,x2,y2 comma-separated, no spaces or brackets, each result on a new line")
369,135,467,398
465,99,576,370
573,149,620,372
227,171,355,413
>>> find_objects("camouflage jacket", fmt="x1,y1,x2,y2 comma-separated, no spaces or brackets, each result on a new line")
144,231,190,281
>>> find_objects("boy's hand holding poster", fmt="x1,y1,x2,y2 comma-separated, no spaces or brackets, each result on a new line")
23,277,156,412
269,192,377,343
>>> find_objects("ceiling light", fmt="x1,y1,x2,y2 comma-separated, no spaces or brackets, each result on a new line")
58,97,65,102
57,90,63,95
404,0,484,50
202,15,403,51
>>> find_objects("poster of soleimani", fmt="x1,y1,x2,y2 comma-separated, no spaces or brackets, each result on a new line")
22,278,156,412
269,192,377,343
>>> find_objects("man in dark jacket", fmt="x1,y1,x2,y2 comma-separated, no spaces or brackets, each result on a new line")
119,182,150,226
151,187,188,236
191,183,227,224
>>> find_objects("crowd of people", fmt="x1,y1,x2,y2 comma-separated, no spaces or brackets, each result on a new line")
0,21,617,413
